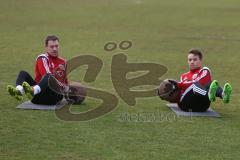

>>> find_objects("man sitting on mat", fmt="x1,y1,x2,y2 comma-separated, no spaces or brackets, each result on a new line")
167,49,232,112
7,35,69,105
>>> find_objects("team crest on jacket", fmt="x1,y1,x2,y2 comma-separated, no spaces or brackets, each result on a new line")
54,64,66,78
58,64,65,71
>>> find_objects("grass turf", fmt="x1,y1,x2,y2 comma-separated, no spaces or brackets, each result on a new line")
0,0,240,159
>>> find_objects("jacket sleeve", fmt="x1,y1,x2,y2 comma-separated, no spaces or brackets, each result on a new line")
36,57,51,76
178,69,211,90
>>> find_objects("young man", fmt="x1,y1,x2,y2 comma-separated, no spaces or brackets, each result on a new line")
169,49,232,112
7,35,69,105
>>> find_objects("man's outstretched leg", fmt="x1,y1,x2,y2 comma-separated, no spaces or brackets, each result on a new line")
22,74,64,105
22,74,63,99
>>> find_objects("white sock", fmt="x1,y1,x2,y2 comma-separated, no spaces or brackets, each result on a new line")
16,85,24,94
33,85,41,95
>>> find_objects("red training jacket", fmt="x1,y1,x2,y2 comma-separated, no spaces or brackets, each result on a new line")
34,53,68,86
178,66,212,95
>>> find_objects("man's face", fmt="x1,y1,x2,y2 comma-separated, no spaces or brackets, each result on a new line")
188,54,202,70
45,40,59,57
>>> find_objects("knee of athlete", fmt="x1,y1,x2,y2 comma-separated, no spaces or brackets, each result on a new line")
43,74,57,85
43,74,53,79
19,70,28,75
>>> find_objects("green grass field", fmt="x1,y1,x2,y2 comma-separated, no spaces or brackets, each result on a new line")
1,0,240,159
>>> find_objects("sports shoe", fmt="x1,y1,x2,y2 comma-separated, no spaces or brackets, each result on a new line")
223,83,232,104
7,85,24,101
208,80,219,102
22,82,34,100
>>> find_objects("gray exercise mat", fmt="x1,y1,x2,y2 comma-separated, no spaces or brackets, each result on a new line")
16,100,68,110
166,103,221,117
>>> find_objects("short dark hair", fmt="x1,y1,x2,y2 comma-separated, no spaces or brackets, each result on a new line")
45,35,59,46
188,48,203,60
